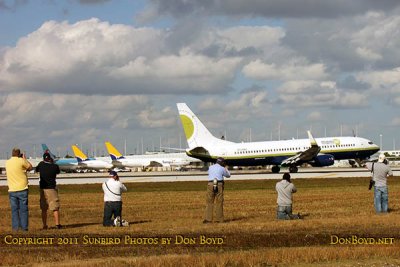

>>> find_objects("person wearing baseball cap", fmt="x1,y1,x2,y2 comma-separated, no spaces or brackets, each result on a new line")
102,170,127,226
365,153,393,213
203,157,231,223
36,152,61,229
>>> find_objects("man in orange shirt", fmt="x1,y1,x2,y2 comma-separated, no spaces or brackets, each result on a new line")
6,148,32,231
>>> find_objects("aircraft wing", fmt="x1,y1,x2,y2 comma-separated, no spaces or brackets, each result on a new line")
160,146,187,152
77,161,88,167
149,161,164,167
281,131,321,166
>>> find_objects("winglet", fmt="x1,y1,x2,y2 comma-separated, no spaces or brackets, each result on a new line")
105,142,124,160
307,131,318,146
71,145,88,162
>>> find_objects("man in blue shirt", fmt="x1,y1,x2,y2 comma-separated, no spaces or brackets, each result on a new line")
204,157,231,223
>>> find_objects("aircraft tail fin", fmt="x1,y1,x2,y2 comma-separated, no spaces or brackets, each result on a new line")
41,144,57,160
105,142,124,160
177,103,231,150
71,145,88,162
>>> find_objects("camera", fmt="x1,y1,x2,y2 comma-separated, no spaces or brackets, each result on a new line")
19,153,23,158
213,178,218,193
368,180,375,190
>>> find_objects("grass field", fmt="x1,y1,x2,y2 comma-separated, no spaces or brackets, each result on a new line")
1,177,400,266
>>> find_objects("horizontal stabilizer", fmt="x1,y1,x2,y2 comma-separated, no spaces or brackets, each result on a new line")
188,147,211,157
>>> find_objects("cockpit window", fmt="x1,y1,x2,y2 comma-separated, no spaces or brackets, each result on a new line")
368,142,373,145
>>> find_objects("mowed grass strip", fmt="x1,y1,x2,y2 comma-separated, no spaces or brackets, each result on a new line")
1,177,400,266
29,247,400,267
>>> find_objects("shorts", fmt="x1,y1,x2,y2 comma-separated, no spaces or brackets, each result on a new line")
40,189,60,211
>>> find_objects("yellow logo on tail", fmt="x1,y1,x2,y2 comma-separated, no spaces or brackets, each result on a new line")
105,142,123,159
179,114,195,140
71,145,88,161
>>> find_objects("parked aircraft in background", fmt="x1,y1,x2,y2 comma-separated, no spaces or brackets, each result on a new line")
71,145,113,171
41,144,79,172
381,150,400,158
105,141,195,169
177,103,380,173
105,141,155,168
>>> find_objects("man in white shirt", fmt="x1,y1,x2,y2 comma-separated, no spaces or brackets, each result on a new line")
102,171,127,226
276,173,301,220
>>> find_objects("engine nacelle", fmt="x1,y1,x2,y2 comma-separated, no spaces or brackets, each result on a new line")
310,154,335,167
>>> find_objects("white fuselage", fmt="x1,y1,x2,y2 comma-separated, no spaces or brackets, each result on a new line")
79,159,113,170
188,136,379,166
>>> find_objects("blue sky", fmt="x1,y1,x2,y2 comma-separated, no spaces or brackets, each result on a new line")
0,0,146,45
1,0,400,158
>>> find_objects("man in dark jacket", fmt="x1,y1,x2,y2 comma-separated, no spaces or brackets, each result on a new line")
36,153,61,229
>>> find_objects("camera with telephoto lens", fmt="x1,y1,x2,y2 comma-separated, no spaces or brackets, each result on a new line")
213,178,218,193
368,180,375,190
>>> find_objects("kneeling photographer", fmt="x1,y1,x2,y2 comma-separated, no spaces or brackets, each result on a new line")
276,173,301,220
102,171,128,226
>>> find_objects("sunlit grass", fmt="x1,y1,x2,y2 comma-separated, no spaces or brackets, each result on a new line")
1,177,400,266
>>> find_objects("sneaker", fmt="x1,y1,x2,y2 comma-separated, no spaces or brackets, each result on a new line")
56,224,63,229
114,216,121,227
121,219,129,227
42,225,48,230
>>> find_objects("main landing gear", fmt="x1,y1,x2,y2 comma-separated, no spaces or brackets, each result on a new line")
271,165,280,173
271,165,299,173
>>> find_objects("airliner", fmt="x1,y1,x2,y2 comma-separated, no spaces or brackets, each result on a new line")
381,150,400,158
71,145,113,170
42,144,79,172
105,141,156,168
105,141,195,169
177,103,380,173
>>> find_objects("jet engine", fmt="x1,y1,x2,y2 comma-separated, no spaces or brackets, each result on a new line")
309,154,335,167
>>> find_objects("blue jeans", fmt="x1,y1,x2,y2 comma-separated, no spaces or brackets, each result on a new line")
277,205,300,220
9,189,29,231
374,186,388,213
103,201,122,226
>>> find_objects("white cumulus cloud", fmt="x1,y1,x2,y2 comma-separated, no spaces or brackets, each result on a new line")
242,60,328,81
